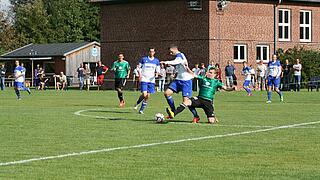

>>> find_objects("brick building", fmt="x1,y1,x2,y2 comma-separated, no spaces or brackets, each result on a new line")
92,0,320,82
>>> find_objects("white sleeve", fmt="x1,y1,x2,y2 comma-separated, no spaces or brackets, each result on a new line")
276,66,282,77
164,57,183,65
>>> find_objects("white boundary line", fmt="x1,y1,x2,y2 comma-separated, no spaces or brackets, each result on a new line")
74,109,318,129
1,120,320,167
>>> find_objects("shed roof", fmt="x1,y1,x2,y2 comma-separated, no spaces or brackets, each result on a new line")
90,0,320,4
0,41,100,60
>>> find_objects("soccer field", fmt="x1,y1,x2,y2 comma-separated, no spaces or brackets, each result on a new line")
0,89,320,179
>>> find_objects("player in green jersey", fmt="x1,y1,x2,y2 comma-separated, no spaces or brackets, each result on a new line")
111,53,131,108
166,67,235,123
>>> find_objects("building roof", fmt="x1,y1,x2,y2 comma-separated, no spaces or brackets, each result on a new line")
0,41,100,60
90,0,320,4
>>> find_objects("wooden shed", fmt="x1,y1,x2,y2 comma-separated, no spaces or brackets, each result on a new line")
0,41,100,85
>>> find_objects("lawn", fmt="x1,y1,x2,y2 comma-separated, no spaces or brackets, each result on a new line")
0,89,319,179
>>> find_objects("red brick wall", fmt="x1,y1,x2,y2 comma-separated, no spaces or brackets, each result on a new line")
100,0,210,77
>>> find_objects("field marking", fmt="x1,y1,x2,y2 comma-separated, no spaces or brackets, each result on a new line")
1,120,320,167
74,109,318,129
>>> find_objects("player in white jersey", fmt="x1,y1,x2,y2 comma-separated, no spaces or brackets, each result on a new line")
266,54,284,103
242,61,253,96
133,48,160,114
14,60,31,100
161,45,197,119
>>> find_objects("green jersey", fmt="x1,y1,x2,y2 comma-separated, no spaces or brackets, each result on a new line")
112,60,130,78
197,75,224,101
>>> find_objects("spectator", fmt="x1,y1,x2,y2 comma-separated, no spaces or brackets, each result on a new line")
199,63,206,76
34,64,40,88
293,59,302,92
77,63,85,90
55,72,67,90
256,60,267,91
208,61,215,70
158,63,166,92
225,60,235,88
192,63,201,91
133,64,141,91
250,65,256,90
282,59,292,91
166,64,175,84
0,64,6,90
215,63,222,82
38,68,46,90
84,64,91,91
96,61,108,91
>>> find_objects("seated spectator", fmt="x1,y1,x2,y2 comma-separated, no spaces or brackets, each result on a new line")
55,72,67,90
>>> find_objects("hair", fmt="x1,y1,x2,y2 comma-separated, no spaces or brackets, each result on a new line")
208,67,216,71
169,44,178,49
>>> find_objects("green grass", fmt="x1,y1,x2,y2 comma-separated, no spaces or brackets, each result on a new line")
0,88,320,179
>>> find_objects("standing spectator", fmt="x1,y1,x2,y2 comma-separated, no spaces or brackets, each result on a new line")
256,60,267,91
215,63,222,82
208,61,215,70
0,64,6,90
293,59,302,92
224,60,235,88
34,64,40,88
199,63,206,76
77,63,85,90
166,64,175,84
133,64,141,91
282,59,292,91
250,65,256,90
111,53,131,108
96,61,108,91
192,63,201,91
38,68,46,90
158,63,166,92
84,64,91,91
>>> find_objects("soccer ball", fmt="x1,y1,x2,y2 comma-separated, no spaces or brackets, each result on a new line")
154,113,165,123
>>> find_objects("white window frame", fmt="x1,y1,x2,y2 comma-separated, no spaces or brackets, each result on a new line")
300,10,312,42
256,45,269,63
278,9,291,42
233,44,247,63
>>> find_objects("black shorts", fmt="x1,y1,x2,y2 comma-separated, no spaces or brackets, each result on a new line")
115,78,126,89
190,97,215,118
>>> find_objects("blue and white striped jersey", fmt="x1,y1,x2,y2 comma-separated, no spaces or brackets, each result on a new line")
164,52,193,81
139,56,160,83
267,60,282,78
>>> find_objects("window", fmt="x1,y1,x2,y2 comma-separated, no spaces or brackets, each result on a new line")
300,10,311,42
233,44,247,62
256,45,269,62
278,9,291,41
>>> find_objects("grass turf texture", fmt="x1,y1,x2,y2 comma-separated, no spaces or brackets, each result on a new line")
0,89,319,179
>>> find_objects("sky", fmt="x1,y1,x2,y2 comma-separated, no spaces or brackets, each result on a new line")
0,0,10,11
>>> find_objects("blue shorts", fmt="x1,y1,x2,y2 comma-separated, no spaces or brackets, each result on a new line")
168,79,192,98
267,76,280,88
140,82,155,94
14,82,24,89
243,80,251,87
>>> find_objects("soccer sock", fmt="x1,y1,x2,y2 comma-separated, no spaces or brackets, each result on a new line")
276,90,282,97
174,103,187,116
267,91,272,101
15,89,20,98
244,87,251,94
117,90,124,102
139,101,147,112
136,95,144,105
166,96,175,111
188,107,199,118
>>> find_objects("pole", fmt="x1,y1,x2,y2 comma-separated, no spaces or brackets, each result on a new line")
274,4,277,54
31,59,34,88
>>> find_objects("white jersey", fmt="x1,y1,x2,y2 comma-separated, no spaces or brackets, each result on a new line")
256,64,267,77
14,66,25,83
139,56,160,83
164,52,193,81
242,66,253,81
267,60,282,78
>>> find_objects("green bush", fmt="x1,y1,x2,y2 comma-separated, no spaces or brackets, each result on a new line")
277,46,320,82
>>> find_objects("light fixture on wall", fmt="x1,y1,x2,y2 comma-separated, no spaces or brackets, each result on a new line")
217,0,227,11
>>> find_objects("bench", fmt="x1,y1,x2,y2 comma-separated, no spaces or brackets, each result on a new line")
308,76,320,92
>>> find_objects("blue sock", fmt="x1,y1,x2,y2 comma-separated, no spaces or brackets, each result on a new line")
188,107,199,118
166,96,175,111
244,87,251,94
15,89,20,98
136,95,144,105
139,101,147,112
277,91,282,97
267,91,272,101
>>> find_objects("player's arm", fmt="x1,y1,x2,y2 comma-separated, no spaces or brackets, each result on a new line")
160,57,182,66
111,62,116,71
276,64,282,78
126,64,131,78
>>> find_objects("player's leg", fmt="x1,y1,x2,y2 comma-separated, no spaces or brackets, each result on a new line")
274,78,283,102
164,80,178,112
134,82,146,109
201,100,217,124
14,82,21,99
115,78,124,107
243,80,252,96
266,77,273,103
